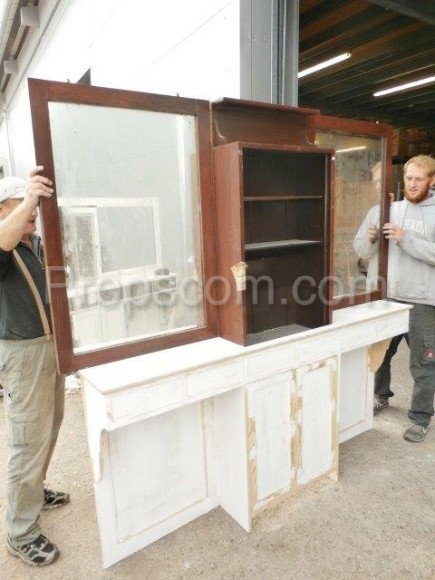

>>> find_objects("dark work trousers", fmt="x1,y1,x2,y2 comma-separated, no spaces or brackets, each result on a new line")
374,333,409,399
408,303,435,428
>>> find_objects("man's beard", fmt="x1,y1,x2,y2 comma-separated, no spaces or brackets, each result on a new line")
405,189,429,204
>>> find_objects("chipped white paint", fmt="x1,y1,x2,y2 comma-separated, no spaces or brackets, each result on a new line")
80,300,411,568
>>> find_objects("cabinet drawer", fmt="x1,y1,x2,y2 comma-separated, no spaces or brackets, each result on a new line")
339,323,377,352
298,332,340,365
108,378,185,424
186,360,243,397
375,313,409,340
245,344,297,380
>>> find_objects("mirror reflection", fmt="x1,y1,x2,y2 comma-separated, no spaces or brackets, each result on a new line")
315,131,384,299
48,102,205,353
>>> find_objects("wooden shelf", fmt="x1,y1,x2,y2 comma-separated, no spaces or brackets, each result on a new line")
247,323,310,345
244,195,323,202
245,239,322,251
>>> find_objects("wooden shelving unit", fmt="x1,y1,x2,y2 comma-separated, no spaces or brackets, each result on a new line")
214,134,333,346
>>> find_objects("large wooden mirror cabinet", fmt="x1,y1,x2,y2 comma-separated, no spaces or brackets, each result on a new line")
28,80,392,373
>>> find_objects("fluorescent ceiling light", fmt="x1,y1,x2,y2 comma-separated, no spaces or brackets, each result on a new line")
374,75,435,97
298,52,351,79
335,146,367,153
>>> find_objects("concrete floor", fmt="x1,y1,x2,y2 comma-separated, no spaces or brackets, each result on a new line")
1,340,435,580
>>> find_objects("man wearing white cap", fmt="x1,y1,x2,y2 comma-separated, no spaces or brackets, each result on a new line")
0,166,69,567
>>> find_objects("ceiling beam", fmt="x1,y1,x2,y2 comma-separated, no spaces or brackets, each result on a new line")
367,0,435,26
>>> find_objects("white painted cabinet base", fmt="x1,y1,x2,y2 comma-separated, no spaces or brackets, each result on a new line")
80,300,410,568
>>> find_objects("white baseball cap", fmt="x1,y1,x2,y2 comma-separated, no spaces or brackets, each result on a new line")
0,176,26,204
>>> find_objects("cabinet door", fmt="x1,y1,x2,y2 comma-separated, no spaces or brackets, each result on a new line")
246,373,294,513
246,357,338,513
296,357,338,485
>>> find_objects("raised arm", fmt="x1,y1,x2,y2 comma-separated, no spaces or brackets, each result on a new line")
0,166,53,251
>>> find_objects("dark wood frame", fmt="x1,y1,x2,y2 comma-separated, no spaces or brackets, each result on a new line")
310,113,393,311
28,78,218,373
212,97,319,146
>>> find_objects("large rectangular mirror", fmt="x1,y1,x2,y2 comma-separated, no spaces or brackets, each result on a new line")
314,114,392,309
29,79,218,373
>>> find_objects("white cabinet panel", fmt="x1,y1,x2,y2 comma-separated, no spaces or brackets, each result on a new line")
298,360,338,485
214,388,250,531
247,374,293,506
109,403,208,540
339,348,372,443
